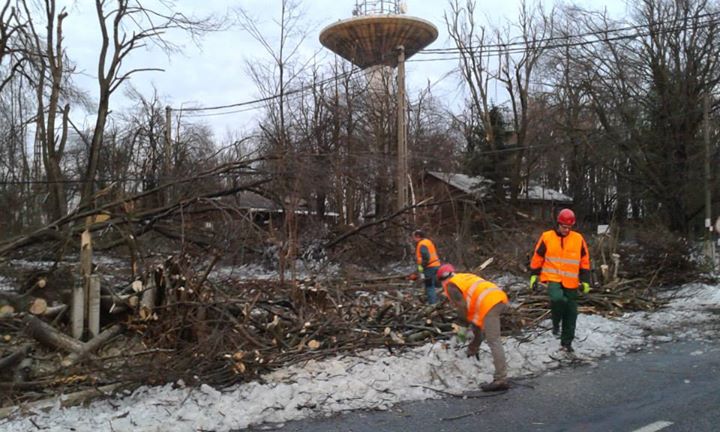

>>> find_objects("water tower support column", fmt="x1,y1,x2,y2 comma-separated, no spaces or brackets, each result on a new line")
396,44,407,211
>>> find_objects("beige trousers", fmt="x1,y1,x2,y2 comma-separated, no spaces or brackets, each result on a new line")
482,302,507,381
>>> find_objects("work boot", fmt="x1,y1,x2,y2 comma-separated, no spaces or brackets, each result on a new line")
481,379,510,392
560,342,574,353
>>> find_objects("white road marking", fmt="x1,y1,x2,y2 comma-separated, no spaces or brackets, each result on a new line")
632,421,674,432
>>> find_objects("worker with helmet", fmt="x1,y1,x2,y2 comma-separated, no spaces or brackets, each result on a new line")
412,229,442,304
436,263,510,392
529,208,591,353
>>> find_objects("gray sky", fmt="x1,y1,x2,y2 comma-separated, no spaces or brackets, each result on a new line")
57,0,627,139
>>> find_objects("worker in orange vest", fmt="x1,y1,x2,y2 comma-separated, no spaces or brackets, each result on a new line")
437,263,510,392
412,229,442,304
529,208,591,353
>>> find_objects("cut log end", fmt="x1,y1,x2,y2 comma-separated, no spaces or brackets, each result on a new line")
29,298,48,315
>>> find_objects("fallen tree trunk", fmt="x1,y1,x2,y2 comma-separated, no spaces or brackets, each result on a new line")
62,324,124,367
0,383,122,419
22,315,84,353
0,162,272,258
0,344,32,373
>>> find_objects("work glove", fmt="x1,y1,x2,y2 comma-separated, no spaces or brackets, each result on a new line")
581,282,591,294
454,325,468,343
529,275,538,291
417,265,424,273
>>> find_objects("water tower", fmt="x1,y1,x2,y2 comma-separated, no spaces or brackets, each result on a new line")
320,0,438,211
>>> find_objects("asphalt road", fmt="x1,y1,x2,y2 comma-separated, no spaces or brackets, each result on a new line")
245,340,720,432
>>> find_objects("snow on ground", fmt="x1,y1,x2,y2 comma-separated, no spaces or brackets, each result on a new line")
1,282,719,432
212,260,341,281
0,275,13,291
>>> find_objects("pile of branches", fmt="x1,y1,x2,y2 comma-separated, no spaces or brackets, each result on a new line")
1,251,672,414
131,264,461,389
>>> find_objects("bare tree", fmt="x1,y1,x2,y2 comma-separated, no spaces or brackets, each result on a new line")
236,0,311,282
446,0,516,200
0,0,28,93
634,0,720,232
496,0,553,200
556,0,720,232
80,0,217,210
22,0,70,222
445,0,496,148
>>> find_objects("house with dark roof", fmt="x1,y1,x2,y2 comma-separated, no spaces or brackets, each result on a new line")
419,171,573,227
516,182,573,221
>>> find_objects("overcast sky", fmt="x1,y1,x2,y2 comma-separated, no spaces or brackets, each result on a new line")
56,0,627,140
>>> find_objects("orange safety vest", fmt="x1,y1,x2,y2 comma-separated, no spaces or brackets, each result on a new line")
445,273,508,329
415,238,441,268
530,230,590,289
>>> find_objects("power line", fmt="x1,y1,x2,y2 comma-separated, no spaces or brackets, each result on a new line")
414,14,720,62
421,10,720,54
170,11,720,118
174,68,359,114
2,128,712,188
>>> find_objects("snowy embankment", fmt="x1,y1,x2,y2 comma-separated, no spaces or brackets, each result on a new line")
2,282,719,432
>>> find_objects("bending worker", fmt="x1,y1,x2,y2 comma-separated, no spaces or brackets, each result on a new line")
437,264,510,392
529,208,591,353
412,229,442,304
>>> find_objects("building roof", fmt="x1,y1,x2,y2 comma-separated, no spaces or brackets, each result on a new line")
426,171,573,203
427,171,492,197
520,183,573,203
235,191,339,217
236,191,282,211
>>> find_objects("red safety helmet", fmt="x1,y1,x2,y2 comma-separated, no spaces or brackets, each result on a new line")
557,208,576,226
436,264,455,282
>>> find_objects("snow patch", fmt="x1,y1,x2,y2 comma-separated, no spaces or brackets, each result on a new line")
1,281,719,432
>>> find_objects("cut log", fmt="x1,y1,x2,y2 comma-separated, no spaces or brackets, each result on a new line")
0,292,25,311
131,280,143,293
0,304,15,316
80,229,93,277
22,315,84,353
600,264,610,284
29,298,48,315
45,304,68,319
139,275,157,320
88,275,101,337
61,324,124,367
71,276,84,339
612,253,621,280
101,294,139,314
0,383,121,419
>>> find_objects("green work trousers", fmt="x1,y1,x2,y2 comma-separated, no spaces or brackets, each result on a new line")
548,282,579,347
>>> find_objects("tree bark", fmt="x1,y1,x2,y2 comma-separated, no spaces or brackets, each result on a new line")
23,315,84,353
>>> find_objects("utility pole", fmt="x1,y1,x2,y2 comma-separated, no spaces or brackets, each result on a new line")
164,106,172,205
703,93,716,265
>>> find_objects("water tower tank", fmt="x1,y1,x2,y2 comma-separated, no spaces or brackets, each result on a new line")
319,1,438,68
